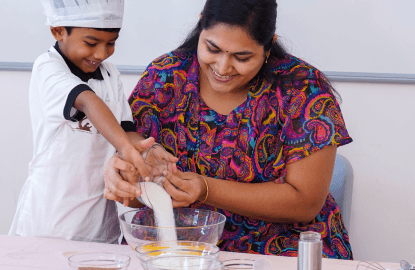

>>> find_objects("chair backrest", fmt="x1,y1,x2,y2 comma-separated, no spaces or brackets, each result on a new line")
329,154,354,229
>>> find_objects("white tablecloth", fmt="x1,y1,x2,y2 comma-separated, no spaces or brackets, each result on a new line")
0,235,401,270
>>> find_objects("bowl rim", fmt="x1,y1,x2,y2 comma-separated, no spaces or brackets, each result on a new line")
222,258,256,268
118,208,226,229
134,240,221,256
67,252,131,265
144,254,223,268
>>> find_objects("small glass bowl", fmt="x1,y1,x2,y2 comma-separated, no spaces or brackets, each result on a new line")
145,255,223,270
222,259,255,269
68,252,131,270
135,240,220,265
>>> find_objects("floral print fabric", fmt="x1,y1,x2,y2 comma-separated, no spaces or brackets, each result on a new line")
129,50,353,259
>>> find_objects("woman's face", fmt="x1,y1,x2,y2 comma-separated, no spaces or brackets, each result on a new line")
197,23,267,95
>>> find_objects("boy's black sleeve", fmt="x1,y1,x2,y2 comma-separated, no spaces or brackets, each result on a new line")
63,84,95,122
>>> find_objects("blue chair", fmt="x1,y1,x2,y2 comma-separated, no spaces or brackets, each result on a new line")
329,154,354,229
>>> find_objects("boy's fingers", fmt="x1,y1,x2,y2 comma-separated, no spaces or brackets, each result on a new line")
107,156,135,173
131,152,150,181
121,170,139,184
108,170,141,197
104,187,119,201
109,181,140,198
123,197,131,207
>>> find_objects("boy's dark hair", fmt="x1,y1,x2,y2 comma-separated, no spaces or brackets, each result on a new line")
64,27,121,35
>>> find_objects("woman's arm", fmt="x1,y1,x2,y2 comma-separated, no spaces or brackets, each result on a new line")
162,145,337,224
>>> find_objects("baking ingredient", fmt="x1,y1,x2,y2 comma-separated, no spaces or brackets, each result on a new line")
139,182,177,243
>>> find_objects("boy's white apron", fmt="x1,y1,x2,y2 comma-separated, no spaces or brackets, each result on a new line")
9,64,122,243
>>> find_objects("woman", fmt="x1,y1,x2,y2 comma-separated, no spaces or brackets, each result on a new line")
105,0,353,259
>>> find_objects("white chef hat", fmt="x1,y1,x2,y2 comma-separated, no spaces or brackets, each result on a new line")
40,0,124,28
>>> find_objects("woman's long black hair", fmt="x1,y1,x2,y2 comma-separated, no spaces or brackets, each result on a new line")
177,0,340,100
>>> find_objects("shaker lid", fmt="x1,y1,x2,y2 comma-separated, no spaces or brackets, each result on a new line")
300,231,321,242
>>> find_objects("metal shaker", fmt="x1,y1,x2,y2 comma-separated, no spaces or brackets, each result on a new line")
297,231,322,270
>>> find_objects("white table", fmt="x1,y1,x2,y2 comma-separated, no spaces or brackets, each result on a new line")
0,235,401,269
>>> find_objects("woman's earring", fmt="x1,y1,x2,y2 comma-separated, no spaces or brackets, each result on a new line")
265,53,270,64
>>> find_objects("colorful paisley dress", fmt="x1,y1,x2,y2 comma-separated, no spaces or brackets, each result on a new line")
128,50,353,259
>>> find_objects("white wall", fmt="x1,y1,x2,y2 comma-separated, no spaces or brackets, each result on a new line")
332,81,415,263
0,0,205,66
1,70,414,263
2,0,415,74
276,0,415,74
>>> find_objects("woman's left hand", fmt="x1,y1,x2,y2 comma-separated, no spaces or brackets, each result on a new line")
161,170,207,208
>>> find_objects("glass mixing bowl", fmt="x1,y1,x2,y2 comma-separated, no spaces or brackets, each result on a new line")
119,208,226,251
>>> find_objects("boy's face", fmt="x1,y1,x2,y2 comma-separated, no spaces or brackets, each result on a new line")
51,27,119,73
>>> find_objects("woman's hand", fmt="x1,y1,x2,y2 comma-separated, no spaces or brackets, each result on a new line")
161,170,207,208
142,144,178,185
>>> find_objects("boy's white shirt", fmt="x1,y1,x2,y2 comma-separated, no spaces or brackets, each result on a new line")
9,46,133,243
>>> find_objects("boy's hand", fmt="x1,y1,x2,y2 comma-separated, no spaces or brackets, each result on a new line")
118,148,146,183
104,137,178,206
116,137,154,206
103,155,139,202
104,137,153,206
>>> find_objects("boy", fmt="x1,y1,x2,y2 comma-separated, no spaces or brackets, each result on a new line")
9,0,151,243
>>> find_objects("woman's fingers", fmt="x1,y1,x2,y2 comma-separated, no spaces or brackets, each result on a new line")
133,137,155,153
161,151,178,173
161,171,190,203
171,162,177,174
134,139,180,181
164,170,188,190
171,198,190,208
161,170,204,207
163,153,178,174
